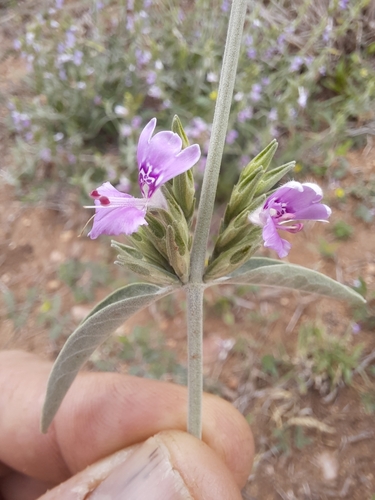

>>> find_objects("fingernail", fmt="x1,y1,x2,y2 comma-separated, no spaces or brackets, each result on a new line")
88,436,192,499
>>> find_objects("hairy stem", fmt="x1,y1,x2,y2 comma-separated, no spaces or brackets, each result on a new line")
189,0,248,283
186,0,247,438
186,283,204,438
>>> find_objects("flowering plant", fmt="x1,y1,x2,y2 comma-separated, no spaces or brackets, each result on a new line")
87,118,200,238
41,0,365,441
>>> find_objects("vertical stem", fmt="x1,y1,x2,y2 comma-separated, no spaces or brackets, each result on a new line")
186,283,204,438
186,0,247,439
189,0,248,282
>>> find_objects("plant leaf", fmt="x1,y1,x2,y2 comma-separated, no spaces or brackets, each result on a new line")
210,257,365,305
41,283,174,433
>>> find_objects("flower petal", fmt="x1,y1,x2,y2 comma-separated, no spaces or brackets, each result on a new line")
87,182,148,238
153,143,201,188
91,181,134,201
88,205,147,239
137,118,157,167
271,182,323,211
137,120,201,197
293,203,331,221
263,216,291,258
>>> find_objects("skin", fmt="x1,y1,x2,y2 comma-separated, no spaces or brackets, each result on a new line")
0,351,254,499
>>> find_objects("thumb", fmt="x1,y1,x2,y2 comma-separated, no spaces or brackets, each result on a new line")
38,430,244,499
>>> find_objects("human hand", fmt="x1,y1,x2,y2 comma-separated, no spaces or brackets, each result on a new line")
0,350,254,499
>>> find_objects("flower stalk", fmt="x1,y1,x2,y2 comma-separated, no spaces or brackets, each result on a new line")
186,283,204,436
189,0,248,283
187,0,248,439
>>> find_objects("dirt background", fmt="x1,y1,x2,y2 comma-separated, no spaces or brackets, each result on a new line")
1,6,375,500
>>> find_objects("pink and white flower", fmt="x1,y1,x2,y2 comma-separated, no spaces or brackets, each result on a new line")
87,118,201,239
249,181,331,258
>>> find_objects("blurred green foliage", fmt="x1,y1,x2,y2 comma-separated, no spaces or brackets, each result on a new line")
6,0,375,200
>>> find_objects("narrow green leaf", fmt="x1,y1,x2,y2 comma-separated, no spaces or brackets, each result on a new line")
242,140,278,177
211,258,365,305
41,283,174,433
171,114,190,148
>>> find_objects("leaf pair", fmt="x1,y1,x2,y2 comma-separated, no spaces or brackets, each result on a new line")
41,257,365,432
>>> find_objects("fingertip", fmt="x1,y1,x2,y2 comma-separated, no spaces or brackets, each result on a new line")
158,430,243,500
202,393,254,487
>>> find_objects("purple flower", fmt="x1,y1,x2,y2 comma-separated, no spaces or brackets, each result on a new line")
146,70,157,85
73,50,83,66
237,106,253,123
65,29,76,49
246,48,257,60
87,118,201,239
250,83,262,102
249,181,331,258
290,56,304,72
339,0,349,9
40,148,52,163
221,0,230,12
226,129,238,145
351,322,361,334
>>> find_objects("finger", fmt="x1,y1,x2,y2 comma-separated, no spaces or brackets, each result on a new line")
38,431,243,500
0,351,253,488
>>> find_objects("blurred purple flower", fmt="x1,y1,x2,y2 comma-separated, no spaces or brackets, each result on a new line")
244,35,253,47
73,50,83,66
13,39,22,51
87,118,201,238
146,70,157,85
186,117,208,139
148,85,162,99
221,0,230,12
131,115,142,129
67,153,76,164
237,106,253,123
55,0,64,8
323,23,332,42
65,30,76,49
290,56,304,72
120,124,132,137
135,49,151,67
351,322,361,334
240,155,250,166
276,34,286,52
250,83,262,102
226,129,238,145
40,148,52,163
249,181,331,258
126,16,134,31
246,48,257,60
11,111,31,131
207,72,218,83
339,0,349,9
268,108,278,122
319,66,327,75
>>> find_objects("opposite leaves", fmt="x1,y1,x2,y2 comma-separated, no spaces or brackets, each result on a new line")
210,257,365,305
41,283,174,433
